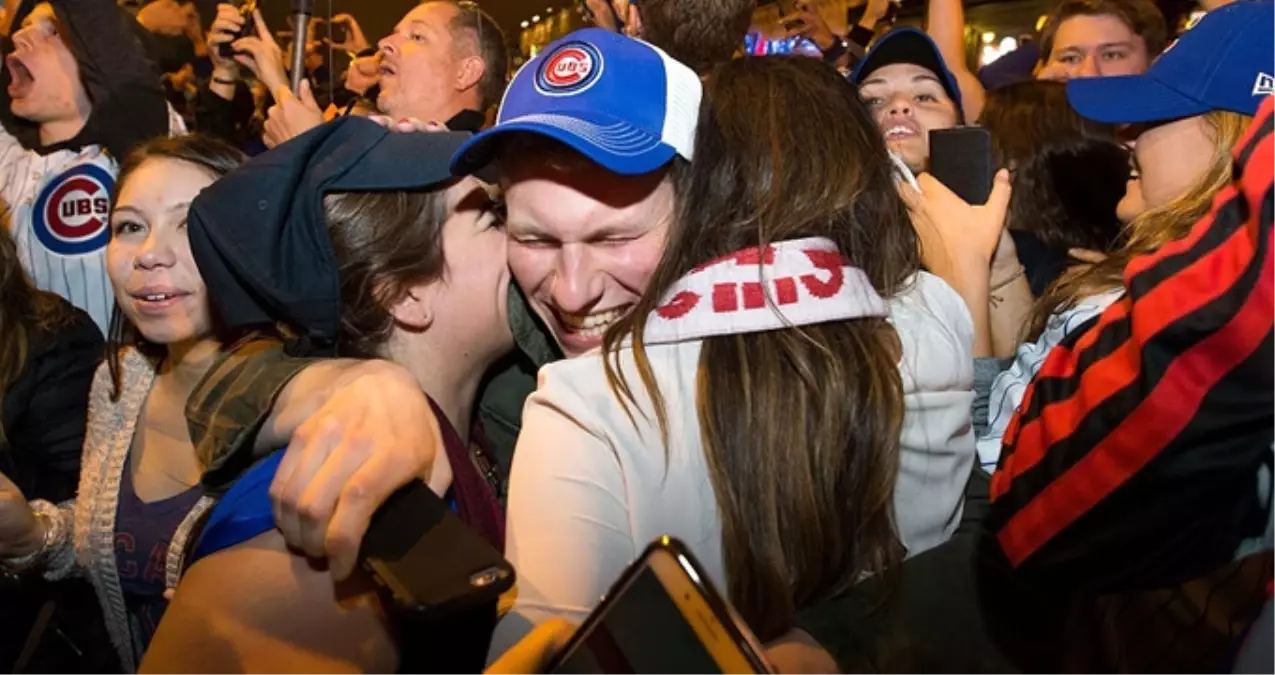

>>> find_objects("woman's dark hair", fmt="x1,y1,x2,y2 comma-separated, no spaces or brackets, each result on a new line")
107,134,248,400
603,56,914,641
0,228,76,443
979,80,1129,254
322,188,452,358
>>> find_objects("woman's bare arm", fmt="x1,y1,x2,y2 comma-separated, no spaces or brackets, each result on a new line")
141,530,397,674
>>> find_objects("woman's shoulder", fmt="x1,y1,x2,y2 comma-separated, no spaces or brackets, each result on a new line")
528,340,702,449
535,341,700,407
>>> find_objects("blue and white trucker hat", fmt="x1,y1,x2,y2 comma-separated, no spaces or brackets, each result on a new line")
450,28,701,177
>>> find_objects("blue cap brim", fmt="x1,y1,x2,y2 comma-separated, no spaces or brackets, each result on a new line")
1067,74,1212,125
450,110,677,178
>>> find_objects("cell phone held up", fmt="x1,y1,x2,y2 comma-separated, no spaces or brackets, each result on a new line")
928,126,996,205
548,537,772,674
218,0,258,59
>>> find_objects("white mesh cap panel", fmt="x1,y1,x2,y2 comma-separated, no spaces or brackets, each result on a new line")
649,42,702,161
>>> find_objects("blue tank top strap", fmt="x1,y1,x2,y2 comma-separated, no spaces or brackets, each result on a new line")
192,450,459,564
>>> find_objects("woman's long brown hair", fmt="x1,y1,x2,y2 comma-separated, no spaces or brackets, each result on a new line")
1026,110,1252,340
0,229,75,443
602,56,918,641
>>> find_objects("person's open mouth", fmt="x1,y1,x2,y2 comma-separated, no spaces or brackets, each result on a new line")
7,55,34,99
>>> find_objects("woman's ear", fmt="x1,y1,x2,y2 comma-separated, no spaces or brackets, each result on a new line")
389,282,436,331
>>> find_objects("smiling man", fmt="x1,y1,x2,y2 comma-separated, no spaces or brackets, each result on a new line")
851,27,964,173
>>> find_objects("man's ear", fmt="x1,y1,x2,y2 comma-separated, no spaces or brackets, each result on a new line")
455,54,486,96
389,282,437,332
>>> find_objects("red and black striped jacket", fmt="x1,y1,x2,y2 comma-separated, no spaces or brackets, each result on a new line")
987,97,1275,593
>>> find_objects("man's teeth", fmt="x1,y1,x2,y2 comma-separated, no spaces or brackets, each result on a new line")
143,293,175,301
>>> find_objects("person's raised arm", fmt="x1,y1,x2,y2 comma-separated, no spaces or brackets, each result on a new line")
900,170,1015,357
925,0,986,122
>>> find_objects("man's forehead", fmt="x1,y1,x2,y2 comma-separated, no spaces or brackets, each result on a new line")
1055,13,1139,44
399,2,457,29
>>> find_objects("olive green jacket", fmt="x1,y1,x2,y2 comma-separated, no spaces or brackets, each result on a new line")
187,285,558,494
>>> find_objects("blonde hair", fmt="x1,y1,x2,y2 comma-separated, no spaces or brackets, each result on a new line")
1027,110,1252,340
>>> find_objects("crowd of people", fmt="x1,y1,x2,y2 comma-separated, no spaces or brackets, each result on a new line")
0,0,1270,672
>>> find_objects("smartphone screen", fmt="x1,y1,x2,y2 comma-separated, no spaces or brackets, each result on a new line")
550,541,769,674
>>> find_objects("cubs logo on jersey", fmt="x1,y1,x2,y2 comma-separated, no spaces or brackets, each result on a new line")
32,163,115,257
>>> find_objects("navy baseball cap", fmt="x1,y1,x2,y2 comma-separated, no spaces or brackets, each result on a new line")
1067,1,1275,124
450,28,701,177
851,27,965,115
188,117,478,351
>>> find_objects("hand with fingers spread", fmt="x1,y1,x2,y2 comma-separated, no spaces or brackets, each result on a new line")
230,9,288,94
263,80,325,148
269,363,447,580
0,472,42,560
783,0,837,51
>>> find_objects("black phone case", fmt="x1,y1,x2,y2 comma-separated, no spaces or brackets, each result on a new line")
547,537,772,674
360,481,515,619
929,126,996,205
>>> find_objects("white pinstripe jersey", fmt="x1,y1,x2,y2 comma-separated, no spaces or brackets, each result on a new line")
0,107,186,334
0,134,117,333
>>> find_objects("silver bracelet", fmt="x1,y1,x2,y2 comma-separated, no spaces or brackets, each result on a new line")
1,500,64,573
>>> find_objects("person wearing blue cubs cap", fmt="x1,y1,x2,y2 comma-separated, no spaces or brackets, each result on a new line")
852,27,965,173
976,0,1272,477
1067,0,1272,221
451,27,701,360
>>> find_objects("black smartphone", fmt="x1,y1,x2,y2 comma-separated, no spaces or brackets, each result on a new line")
547,537,772,674
329,19,347,46
929,126,996,205
359,481,515,619
217,0,258,59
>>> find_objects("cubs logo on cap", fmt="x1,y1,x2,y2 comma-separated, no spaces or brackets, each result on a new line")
451,28,701,178
33,164,115,257
535,41,604,96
